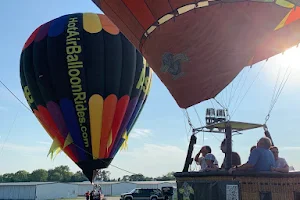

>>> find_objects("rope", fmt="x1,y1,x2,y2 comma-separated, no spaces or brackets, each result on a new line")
213,97,227,110
192,106,205,144
0,80,31,112
182,109,192,142
183,109,194,129
0,79,139,176
227,69,246,109
265,64,292,124
0,111,19,155
230,67,251,115
231,61,267,118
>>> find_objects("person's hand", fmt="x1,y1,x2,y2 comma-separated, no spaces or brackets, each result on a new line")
263,124,268,132
228,167,236,174
271,167,277,172
205,168,216,172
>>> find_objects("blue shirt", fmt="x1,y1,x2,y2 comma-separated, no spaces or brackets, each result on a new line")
248,147,275,171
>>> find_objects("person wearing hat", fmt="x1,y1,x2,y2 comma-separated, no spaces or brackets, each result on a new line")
203,153,219,171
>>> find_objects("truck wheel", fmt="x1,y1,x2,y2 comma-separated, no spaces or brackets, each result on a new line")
151,197,158,200
125,197,132,200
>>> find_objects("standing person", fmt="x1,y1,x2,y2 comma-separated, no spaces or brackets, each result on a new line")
90,190,94,200
194,146,212,170
85,191,90,200
220,139,241,168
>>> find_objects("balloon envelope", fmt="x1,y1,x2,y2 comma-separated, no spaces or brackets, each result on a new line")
92,0,300,108
20,13,152,182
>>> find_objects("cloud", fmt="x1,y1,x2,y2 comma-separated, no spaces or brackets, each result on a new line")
1,142,48,153
281,146,300,151
36,141,51,145
112,143,186,177
0,106,7,111
129,129,152,139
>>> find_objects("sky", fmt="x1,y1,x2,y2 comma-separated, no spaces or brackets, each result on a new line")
0,0,300,180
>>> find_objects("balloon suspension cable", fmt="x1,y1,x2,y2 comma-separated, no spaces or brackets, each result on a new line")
264,114,270,125
184,109,195,130
265,61,292,125
0,79,31,112
213,98,230,120
262,123,274,146
91,169,101,184
0,79,139,177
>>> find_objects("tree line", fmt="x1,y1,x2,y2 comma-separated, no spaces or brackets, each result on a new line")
0,165,175,183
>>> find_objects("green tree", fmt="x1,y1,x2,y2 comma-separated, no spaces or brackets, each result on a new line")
122,175,130,181
156,172,175,181
48,165,73,182
14,170,30,182
2,173,15,182
129,174,145,181
95,170,110,181
48,170,62,182
29,169,48,182
71,171,88,182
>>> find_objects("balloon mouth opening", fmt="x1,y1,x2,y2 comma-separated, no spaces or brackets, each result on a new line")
77,158,113,182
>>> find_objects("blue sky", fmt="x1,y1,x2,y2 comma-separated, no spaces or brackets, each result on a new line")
0,0,300,179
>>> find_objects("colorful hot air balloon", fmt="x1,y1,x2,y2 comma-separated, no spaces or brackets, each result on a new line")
91,0,300,108
20,13,152,182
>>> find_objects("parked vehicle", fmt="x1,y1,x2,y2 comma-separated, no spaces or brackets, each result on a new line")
120,188,165,200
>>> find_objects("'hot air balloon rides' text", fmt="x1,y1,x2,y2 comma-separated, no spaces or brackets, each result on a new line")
20,13,152,182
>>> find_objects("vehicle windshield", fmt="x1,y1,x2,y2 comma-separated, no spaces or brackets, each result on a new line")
129,188,136,193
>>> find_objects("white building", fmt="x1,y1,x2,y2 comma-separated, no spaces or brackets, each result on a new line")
111,182,136,196
133,181,176,189
76,181,116,196
74,181,176,196
0,182,78,200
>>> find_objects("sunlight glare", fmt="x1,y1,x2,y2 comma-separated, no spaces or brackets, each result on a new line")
277,45,300,67
266,45,300,86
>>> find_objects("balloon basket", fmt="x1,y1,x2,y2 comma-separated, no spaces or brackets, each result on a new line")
174,171,300,200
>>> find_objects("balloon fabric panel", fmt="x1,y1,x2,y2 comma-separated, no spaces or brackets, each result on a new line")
20,13,152,182
93,0,300,108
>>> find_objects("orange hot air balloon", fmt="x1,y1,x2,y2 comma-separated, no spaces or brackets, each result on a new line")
91,0,300,108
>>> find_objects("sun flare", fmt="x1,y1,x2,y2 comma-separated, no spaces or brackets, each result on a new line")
277,46,300,67
266,45,300,86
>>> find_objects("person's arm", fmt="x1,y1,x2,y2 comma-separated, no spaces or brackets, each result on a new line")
205,161,219,171
206,165,219,171
272,158,289,173
235,163,254,171
229,150,259,173
194,151,201,162
236,153,241,166
272,166,289,173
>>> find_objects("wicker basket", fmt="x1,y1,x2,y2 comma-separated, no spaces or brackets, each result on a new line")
174,171,300,200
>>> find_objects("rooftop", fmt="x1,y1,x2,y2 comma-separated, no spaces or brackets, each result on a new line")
0,182,55,186
71,180,176,185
